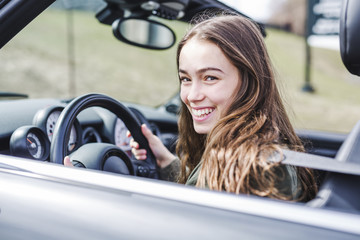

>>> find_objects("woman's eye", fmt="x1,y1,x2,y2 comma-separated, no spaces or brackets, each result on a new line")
205,76,217,81
180,77,191,83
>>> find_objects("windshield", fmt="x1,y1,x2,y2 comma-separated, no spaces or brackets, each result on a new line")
0,0,183,107
1,0,360,134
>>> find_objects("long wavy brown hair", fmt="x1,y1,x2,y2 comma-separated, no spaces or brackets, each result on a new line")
175,14,317,201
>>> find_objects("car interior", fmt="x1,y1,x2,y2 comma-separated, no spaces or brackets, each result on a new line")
0,0,359,215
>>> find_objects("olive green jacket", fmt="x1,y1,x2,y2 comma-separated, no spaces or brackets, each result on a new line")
159,158,300,200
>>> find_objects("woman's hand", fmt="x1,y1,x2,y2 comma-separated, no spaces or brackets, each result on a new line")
130,124,176,168
63,124,175,169
64,156,74,167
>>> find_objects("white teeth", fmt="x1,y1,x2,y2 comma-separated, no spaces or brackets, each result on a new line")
192,108,213,117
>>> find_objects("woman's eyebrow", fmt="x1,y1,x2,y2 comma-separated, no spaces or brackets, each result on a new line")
197,67,224,74
178,67,224,74
178,69,187,74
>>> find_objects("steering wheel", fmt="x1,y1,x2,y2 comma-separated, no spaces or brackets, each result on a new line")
50,93,159,179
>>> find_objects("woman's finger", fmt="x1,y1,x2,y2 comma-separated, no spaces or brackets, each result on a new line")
64,156,73,167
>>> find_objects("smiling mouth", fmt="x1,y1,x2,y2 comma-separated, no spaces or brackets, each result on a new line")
191,108,214,118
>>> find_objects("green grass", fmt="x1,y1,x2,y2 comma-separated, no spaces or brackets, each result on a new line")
1,9,360,133
265,29,360,132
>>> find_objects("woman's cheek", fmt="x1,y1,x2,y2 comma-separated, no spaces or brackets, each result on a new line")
180,88,188,104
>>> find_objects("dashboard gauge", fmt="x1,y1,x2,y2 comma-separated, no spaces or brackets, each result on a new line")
114,118,131,153
26,132,44,159
33,106,82,154
10,126,50,161
46,110,78,152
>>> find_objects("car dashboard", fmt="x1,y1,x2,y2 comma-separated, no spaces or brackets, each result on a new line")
0,97,178,162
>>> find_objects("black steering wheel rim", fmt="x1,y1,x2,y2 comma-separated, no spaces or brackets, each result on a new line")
50,93,158,178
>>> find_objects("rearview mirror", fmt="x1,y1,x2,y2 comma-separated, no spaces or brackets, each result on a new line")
112,18,176,50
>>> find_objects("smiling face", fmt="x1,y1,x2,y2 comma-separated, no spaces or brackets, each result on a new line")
179,38,241,134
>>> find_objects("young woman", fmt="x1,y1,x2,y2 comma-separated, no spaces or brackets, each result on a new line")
68,14,318,201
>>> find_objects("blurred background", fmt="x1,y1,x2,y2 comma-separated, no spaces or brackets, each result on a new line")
1,0,359,133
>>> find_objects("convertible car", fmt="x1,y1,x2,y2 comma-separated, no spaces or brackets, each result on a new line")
0,0,360,239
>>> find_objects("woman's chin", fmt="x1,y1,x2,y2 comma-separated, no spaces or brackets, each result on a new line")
193,124,212,135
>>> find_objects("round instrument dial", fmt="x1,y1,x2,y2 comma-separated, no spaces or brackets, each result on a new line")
46,110,78,152
114,118,131,153
10,126,50,161
26,132,45,159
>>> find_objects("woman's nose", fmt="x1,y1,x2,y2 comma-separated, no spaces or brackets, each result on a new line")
187,82,204,102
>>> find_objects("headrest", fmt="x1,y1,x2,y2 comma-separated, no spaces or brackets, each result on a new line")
340,0,360,76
